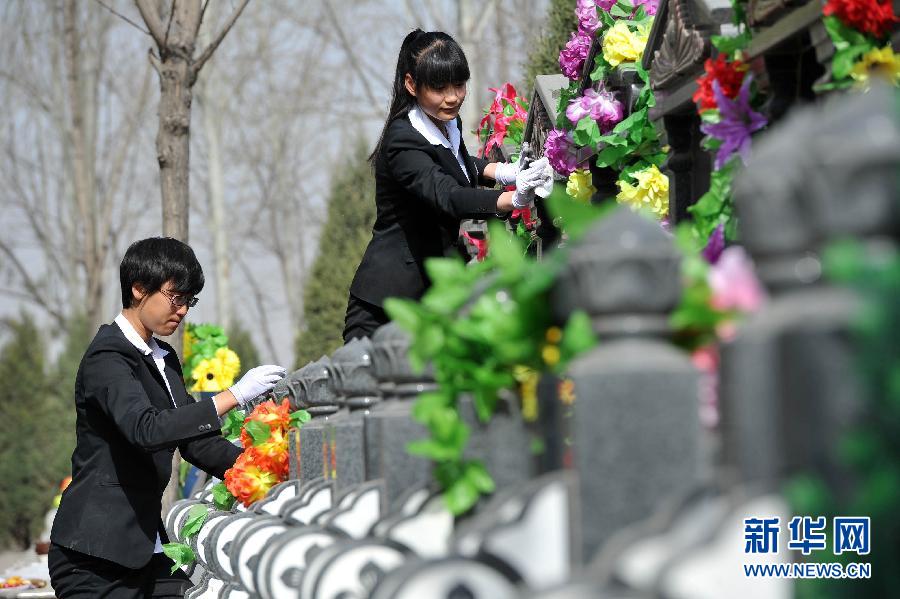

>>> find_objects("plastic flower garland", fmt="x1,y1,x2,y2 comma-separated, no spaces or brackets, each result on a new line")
818,0,900,91
477,83,529,156
615,164,669,219
548,0,668,221
182,323,240,392
566,169,597,202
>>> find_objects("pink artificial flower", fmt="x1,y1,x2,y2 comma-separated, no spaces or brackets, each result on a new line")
559,30,593,80
565,87,624,133
544,129,579,175
576,0,601,34
632,0,659,15
708,246,766,313
692,345,720,428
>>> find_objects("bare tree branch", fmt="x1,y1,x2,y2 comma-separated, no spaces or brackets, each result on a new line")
321,0,381,107
163,0,176,49
190,0,251,78
0,239,67,328
134,0,166,46
92,0,151,37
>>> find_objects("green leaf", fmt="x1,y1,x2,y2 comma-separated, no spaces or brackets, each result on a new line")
611,107,648,135
212,482,237,511
573,116,601,148
221,409,244,441
560,311,598,362
180,504,208,539
245,420,272,446
487,220,526,269
406,438,462,461
595,144,630,168
711,31,751,56
610,0,632,18
384,298,423,332
832,44,871,80
464,460,496,493
411,391,453,423
424,258,468,286
443,475,480,515
290,409,311,428
545,192,610,241
162,542,195,574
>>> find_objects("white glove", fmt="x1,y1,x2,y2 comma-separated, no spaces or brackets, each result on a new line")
531,158,555,199
494,161,519,186
228,365,287,406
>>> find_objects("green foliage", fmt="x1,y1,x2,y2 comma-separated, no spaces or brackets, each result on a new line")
181,322,229,380
387,211,599,514
161,542,195,574
521,0,580,96
211,481,236,511
687,158,738,241
294,142,376,367
0,312,77,549
245,421,271,446
221,409,244,442
179,504,208,539
290,409,311,428
790,241,900,598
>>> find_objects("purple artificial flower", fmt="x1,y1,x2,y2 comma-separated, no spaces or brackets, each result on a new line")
702,223,726,264
576,0,600,34
565,87,624,133
544,129,579,175
597,0,616,9
559,30,593,81
632,0,659,16
700,77,768,170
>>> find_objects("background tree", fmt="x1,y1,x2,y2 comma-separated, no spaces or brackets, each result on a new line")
522,0,579,95
294,143,376,367
0,315,76,549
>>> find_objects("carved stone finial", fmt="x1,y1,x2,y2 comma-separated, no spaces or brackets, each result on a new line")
649,0,714,91
329,338,380,410
371,322,437,398
552,208,682,337
291,356,338,416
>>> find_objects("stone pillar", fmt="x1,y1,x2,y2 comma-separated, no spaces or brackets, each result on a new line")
326,337,381,496
551,207,701,562
367,322,437,511
291,356,338,482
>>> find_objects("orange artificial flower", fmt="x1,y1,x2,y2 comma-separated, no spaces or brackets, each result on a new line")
224,451,281,506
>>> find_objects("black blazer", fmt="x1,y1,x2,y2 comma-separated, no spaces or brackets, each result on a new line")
349,114,501,306
51,323,241,568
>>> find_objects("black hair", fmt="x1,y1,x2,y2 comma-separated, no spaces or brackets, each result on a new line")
370,29,471,163
119,237,204,308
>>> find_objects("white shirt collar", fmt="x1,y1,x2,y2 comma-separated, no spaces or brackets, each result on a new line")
408,104,462,155
114,313,168,359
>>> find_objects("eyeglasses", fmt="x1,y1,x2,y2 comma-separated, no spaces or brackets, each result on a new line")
159,289,198,308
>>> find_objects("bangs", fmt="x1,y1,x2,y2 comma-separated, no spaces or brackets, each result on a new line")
414,41,470,88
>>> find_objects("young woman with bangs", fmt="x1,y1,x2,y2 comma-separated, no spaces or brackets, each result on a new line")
344,29,551,341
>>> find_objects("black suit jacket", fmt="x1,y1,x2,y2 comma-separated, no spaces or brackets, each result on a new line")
349,114,501,306
51,323,241,568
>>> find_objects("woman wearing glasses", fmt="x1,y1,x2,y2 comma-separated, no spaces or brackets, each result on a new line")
48,237,285,598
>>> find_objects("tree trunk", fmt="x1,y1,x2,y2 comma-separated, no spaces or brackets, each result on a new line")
156,57,193,243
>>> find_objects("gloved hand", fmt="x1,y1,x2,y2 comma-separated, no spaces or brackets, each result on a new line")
228,365,287,406
493,161,519,186
511,157,551,207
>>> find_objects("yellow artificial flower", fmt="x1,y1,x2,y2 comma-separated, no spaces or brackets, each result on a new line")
215,347,241,386
850,46,900,89
616,165,670,220
603,21,651,68
566,169,597,202
191,355,235,392
183,328,195,362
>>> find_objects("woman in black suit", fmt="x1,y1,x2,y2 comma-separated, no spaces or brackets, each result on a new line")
345,29,550,341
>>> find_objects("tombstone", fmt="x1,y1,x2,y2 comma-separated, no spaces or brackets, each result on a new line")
366,322,436,510
325,337,381,495
551,207,702,561
294,356,339,482
721,86,900,495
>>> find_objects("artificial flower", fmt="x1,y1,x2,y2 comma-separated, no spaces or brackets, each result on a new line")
702,223,726,264
566,169,597,202
565,87,624,132
244,399,291,433
692,345,720,428
247,431,290,479
823,0,898,40
560,30,593,80
182,328,196,363
633,0,660,15
602,21,650,68
224,452,281,506
576,0,604,34
544,129,579,175
700,77,767,170
191,357,232,392
616,164,669,219
479,83,529,153
849,45,900,88
707,246,766,312
215,347,240,383
693,55,747,112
